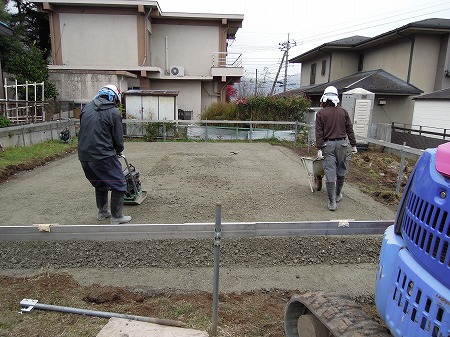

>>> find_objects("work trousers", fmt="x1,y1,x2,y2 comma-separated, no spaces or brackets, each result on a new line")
321,139,349,183
80,156,127,193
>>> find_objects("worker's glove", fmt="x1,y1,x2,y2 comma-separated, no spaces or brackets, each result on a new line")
351,146,358,155
317,150,324,160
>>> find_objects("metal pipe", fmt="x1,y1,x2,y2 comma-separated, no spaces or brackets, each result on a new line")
20,299,185,327
165,36,169,75
211,204,222,336
396,142,406,194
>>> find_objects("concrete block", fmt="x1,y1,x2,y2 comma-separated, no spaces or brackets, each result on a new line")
96,317,209,337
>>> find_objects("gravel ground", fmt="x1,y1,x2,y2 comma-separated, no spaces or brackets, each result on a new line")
0,142,396,298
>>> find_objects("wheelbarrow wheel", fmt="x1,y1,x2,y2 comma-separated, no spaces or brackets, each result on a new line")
314,175,323,191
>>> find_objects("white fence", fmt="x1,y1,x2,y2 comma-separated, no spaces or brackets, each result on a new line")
0,79,46,124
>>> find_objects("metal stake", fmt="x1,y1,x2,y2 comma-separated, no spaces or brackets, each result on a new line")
211,203,222,336
396,142,406,194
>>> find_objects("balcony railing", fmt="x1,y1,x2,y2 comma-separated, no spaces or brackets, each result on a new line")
212,52,242,68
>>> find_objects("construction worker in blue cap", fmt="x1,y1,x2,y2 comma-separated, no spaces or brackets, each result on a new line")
78,84,132,224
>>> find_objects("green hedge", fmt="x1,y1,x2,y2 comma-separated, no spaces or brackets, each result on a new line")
201,95,311,122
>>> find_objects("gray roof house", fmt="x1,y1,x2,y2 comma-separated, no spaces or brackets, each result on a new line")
288,18,450,127
30,0,244,120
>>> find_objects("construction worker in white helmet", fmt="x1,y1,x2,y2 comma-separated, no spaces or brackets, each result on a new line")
78,84,132,224
315,86,358,211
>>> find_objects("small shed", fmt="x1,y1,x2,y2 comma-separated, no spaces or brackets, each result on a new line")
123,90,179,120
341,88,375,144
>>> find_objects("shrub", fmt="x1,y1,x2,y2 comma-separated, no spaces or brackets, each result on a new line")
201,95,310,123
202,101,238,120
144,122,175,141
0,116,11,128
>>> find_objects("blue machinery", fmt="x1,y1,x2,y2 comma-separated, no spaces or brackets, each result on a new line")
376,142,450,337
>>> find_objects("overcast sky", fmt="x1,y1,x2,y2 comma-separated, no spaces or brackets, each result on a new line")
156,0,450,87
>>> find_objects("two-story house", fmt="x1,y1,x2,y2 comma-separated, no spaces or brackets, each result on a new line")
289,18,450,127
31,0,244,120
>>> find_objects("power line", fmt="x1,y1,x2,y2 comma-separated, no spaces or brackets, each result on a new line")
229,0,450,75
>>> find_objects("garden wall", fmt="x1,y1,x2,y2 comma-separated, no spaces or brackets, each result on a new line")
0,120,77,148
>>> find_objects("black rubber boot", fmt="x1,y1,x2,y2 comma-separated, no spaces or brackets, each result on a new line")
110,190,132,225
336,176,345,202
95,189,111,221
326,182,337,211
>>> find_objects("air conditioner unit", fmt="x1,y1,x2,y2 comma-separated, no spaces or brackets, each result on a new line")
170,66,185,76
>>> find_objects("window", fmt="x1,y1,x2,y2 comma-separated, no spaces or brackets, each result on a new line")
358,54,364,72
321,60,326,76
310,63,316,85
178,109,193,120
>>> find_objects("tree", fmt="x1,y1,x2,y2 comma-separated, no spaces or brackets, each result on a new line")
2,39,58,98
225,85,237,102
0,1,10,21
7,0,51,59
0,0,57,99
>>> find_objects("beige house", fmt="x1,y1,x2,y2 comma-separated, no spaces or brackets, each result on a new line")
289,18,450,127
31,0,244,120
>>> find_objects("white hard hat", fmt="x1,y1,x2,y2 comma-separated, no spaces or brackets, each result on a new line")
323,86,338,96
102,84,121,103
320,85,340,106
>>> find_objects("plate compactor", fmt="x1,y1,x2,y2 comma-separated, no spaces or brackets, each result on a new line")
119,154,147,205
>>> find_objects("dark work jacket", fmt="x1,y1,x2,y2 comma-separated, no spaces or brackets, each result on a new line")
78,97,124,161
315,105,357,148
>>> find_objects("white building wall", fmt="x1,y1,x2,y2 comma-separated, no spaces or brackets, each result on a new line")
150,24,218,76
59,13,138,66
152,80,202,120
412,100,450,135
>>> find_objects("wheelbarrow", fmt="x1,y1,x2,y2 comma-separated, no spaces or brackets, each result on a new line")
301,156,324,192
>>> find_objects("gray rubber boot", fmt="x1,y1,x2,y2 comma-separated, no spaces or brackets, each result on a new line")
95,189,111,221
336,176,345,202
110,190,132,225
326,182,337,211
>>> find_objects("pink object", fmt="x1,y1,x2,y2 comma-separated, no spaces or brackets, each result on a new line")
436,142,450,177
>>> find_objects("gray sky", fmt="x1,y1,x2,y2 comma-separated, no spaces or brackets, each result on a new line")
156,0,450,88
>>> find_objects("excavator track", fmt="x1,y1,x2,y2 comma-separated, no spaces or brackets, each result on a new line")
284,291,392,337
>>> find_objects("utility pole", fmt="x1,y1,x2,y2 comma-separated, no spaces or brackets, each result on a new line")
270,52,286,96
278,33,297,93
254,69,258,96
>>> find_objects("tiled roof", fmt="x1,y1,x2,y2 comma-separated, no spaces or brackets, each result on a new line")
413,87,450,100
324,35,371,46
400,18,450,30
280,69,423,97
